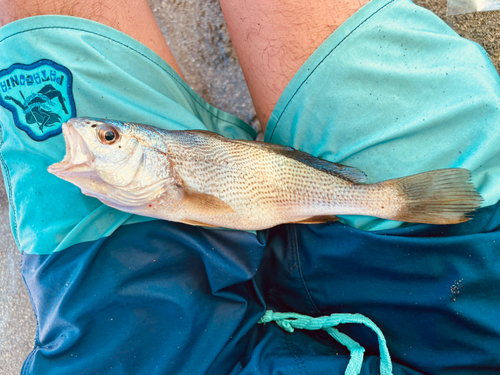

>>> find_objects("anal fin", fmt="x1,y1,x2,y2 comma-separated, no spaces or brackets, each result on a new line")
291,215,339,224
178,218,220,228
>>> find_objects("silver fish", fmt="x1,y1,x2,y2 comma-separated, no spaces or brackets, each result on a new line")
48,118,483,230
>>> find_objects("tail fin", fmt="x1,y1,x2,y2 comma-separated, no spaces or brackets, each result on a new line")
382,169,483,225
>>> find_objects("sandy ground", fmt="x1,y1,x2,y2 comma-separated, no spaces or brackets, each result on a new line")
1,0,499,373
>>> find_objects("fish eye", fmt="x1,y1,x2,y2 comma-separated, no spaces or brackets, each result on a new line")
98,126,120,145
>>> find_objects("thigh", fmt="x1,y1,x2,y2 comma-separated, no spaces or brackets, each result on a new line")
0,11,260,375
257,205,500,374
0,15,255,255
21,220,267,375
219,0,369,129
0,0,184,78
258,0,500,231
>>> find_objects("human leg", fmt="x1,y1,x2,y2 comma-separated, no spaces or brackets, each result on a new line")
0,3,261,374
219,0,369,129
223,0,500,372
0,0,185,78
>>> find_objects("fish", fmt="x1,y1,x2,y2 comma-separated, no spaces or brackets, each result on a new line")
48,117,483,230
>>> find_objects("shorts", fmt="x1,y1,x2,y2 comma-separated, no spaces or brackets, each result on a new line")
1,0,499,373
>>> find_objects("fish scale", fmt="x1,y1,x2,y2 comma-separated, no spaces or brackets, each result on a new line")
48,118,483,230
168,134,281,216
166,131,404,223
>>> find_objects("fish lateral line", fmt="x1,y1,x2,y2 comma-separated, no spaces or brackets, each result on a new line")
47,118,484,229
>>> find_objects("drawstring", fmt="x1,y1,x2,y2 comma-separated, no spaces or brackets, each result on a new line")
258,310,393,375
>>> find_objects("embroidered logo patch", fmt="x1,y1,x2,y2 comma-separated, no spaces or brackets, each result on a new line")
0,59,76,141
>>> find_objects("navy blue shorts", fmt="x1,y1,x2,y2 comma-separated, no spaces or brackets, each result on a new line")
1,0,500,373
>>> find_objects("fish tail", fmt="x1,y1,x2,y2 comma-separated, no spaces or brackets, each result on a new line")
380,169,483,224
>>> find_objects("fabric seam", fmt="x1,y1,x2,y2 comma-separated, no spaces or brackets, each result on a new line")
268,0,396,142
0,121,21,249
19,253,41,374
0,25,254,137
285,332,309,375
289,225,321,315
20,347,38,375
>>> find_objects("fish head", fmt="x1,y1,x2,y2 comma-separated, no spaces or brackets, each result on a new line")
48,118,170,206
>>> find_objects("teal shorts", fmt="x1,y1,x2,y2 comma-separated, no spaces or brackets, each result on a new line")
265,0,500,230
1,0,500,256
2,1,500,374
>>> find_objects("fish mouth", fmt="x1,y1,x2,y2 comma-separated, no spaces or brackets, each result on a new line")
48,121,97,179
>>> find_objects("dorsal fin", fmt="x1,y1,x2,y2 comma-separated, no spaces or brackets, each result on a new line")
274,147,366,183
182,130,367,183
218,137,366,183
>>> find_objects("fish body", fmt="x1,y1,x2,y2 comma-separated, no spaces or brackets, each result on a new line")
48,118,483,230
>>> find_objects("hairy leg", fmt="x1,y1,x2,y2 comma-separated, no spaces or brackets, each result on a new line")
219,0,369,131
0,0,184,79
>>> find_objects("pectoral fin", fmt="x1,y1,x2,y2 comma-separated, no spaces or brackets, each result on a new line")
168,155,234,220
180,189,235,215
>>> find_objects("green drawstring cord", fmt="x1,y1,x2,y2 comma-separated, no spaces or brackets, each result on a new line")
258,310,393,375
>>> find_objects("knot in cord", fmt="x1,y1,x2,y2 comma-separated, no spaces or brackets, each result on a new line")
258,310,393,375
